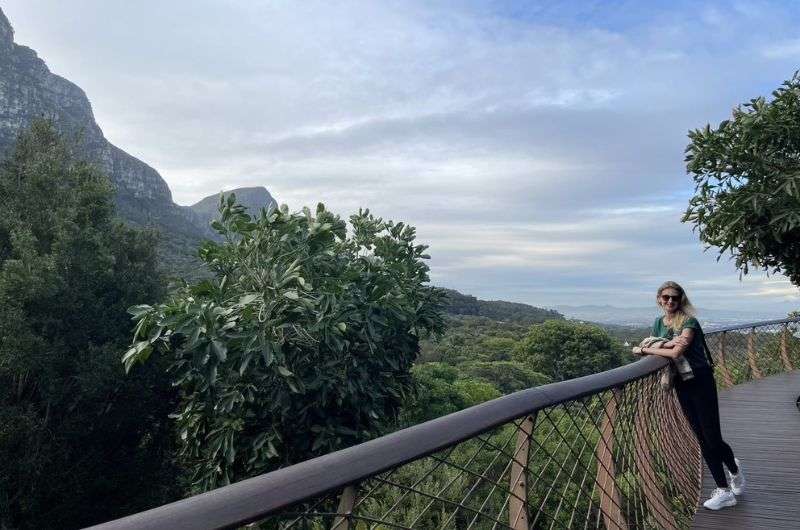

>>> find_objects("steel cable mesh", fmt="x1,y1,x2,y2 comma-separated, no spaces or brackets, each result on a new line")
244,320,798,530
705,321,800,388
255,372,700,530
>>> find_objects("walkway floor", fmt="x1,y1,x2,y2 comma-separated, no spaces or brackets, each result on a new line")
692,370,800,529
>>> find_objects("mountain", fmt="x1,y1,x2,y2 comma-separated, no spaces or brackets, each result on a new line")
189,187,278,230
0,8,278,277
0,9,203,239
443,289,563,325
553,304,784,329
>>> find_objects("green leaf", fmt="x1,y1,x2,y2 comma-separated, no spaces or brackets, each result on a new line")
239,353,253,375
122,342,153,372
128,304,153,318
238,294,259,306
212,340,228,362
261,342,274,366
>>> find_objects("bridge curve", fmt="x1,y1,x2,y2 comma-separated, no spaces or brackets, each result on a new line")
692,370,800,529
90,318,800,530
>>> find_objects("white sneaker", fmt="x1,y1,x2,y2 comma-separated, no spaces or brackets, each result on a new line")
703,488,737,510
727,458,745,495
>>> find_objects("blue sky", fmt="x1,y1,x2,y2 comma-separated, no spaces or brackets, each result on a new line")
4,0,800,313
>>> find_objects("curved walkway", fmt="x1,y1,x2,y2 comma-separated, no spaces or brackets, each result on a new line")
692,370,800,529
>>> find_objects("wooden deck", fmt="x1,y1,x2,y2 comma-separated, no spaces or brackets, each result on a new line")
692,370,800,529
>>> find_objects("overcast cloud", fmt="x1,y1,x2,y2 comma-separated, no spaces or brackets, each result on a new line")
4,0,800,312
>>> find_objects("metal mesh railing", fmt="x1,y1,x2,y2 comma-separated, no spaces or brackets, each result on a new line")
92,318,800,530
258,373,700,530
704,318,800,388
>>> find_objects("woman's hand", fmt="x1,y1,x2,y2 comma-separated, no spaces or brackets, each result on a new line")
641,329,694,360
665,336,690,349
632,346,645,356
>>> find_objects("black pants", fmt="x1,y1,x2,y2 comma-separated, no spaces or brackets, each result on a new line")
675,369,738,488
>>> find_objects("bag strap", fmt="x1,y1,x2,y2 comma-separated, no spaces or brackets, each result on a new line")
699,327,715,367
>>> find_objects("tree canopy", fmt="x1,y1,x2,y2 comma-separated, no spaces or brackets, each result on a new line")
0,120,178,529
513,320,625,382
124,197,446,491
458,360,551,395
683,72,800,285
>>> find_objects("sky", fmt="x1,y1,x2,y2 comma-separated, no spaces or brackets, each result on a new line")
4,0,800,313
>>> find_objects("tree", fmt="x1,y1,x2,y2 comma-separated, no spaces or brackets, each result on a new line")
124,198,446,492
399,363,501,425
418,316,530,364
459,361,551,394
0,120,178,529
476,337,518,361
683,72,800,285
400,363,470,425
513,320,625,382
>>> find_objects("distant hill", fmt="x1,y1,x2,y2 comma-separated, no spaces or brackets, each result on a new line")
554,304,784,329
189,187,277,232
443,289,563,325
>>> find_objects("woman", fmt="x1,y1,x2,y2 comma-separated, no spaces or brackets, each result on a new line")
638,281,745,510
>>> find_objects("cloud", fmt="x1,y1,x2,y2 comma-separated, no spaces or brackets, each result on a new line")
761,39,800,59
4,0,800,312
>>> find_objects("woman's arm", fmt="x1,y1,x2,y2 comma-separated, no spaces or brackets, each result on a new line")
643,328,694,359
663,335,690,349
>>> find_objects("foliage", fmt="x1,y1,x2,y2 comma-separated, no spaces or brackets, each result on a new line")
513,320,626,382
599,323,653,346
458,361,551,395
403,321,553,426
475,337,519,362
399,363,498,425
0,120,178,529
124,198,446,492
683,72,800,285
419,316,529,364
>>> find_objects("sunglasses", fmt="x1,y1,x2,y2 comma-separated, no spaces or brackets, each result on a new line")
660,294,681,302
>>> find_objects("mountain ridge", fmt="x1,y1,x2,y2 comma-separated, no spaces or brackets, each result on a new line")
189,186,278,229
553,304,786,327
0,8,279,275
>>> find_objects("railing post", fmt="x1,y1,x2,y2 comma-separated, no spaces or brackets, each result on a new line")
595,388,628,530
748,328,763,379
332,485,357,530
781,324,794,371
508,414,535,530
716,332,734,388
634,389,678,530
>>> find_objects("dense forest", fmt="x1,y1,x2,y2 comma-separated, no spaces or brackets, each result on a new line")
0,122,632,528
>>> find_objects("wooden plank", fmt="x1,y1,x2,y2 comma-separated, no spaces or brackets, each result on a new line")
746,329,763,379
692,370,800,529
715,332,734,388
781,325,794,371
331,485,357,530
508,415,534,530
634,398,679,530
595,389,628,530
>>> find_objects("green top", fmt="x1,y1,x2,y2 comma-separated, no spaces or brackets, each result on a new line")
652,316,712,372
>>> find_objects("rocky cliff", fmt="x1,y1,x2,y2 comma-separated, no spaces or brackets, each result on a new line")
0,8,279,277
0,7,205,242
190,186,278,228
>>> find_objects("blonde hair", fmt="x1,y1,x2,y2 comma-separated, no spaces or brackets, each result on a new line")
656,281,696,332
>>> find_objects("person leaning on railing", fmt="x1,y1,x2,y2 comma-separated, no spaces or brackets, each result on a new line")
632,281,746,511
